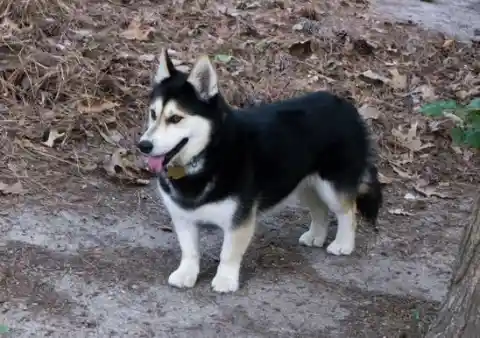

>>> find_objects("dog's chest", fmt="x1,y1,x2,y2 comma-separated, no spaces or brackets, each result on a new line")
157,181,238,230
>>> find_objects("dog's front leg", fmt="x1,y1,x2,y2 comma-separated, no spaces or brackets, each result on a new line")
168,219,200,288
212,213,256,293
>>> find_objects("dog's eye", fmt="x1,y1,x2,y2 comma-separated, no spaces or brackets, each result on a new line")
167,115,183,124
150,109,156,120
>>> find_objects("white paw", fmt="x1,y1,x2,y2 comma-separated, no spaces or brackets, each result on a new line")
168,261,199,288
326,239,354,256
298,229,326,247
211,268,240,293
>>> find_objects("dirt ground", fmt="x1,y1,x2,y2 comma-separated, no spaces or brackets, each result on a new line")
0,0,479,337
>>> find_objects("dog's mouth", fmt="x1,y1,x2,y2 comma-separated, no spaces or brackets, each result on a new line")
146,138,188,173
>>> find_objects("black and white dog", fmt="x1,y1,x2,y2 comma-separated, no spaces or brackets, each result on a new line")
137,49,382,293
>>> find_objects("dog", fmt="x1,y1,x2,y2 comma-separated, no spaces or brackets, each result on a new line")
137,49,383,293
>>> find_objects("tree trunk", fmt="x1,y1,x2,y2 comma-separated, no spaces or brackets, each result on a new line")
425,193,480,338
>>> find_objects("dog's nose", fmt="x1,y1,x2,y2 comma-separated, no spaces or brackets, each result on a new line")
137,140,154,154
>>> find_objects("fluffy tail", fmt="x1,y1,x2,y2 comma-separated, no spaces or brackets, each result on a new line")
356,165,383,230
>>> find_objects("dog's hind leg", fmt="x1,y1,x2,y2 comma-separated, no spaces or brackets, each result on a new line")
314,177,357,256
212,211,256,293
297,182,329,248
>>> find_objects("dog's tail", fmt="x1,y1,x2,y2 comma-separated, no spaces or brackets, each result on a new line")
356,164,383,230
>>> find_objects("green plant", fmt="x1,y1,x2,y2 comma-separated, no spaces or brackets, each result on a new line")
0,325,9,334
420,97,480,148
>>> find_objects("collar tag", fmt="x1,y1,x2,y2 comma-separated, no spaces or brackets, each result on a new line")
167,165,186,180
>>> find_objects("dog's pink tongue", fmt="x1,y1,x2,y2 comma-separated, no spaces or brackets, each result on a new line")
147,156,165,173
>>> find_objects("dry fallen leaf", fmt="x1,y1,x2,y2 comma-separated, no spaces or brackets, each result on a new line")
103,148,150,185
391,122,434,152
389,68,407,90
42,128,65,147
0,181,26,195
120,20,154,41
160,225,174,232
413,183,450,199
104,148,127,176
78,101,119,114
388,208,414,216
1,17,21,35
292,23,305,31
391,165,415,180
351,38,376,55
417,84,436,102
138,54,156,62
359,104,381,120
98,128,123,146
404,193,417,200
358,70,390,85
442,39,455,49
288,40,313,58
378,172,393,184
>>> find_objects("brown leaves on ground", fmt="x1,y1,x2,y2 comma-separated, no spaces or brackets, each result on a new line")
391,122,434,153
77,101,119,114
42,129,65,148
388,208,414,216
0,0,478,201
120,20,155,41
359,104,381,120
0,0,73,25
388,69,407,90
413,179,451,199
103,148,151,185
0,181,26,195
358,68,407,90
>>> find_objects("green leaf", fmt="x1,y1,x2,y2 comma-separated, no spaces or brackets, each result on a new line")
450,126,466,145
466,97,480,109
0,325,9,334
412,309,420,321
419,100,458,117
214,54,233,63
464,129,480,149
470,113,480,130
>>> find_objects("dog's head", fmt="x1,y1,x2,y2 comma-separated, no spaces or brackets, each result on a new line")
137,49,222,174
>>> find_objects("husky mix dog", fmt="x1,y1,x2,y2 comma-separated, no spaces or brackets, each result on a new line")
137,49,383,293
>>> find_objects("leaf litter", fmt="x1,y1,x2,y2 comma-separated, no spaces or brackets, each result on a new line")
42,128,65,148
391,121,435,153
0,0,478,208
0,181,26,195
103,148,150,186
120,19,155,41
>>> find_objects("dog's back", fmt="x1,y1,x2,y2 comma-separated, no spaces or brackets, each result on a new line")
228,91,375,215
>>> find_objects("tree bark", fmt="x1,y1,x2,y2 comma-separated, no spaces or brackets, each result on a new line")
425,193,480,338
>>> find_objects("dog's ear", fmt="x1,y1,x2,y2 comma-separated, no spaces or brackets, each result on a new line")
187,55,218,101
154,48,175,84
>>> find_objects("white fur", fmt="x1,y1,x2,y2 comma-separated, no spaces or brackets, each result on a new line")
297,185,329,248
212,219,255,292
154,48,171,84
158,182,254,292
187,56,218,100
312,178,356,255
140,99,212,167
158,173,356,293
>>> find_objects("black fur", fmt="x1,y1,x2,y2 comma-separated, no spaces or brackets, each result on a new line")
153,68,382,226
356,165,383,229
